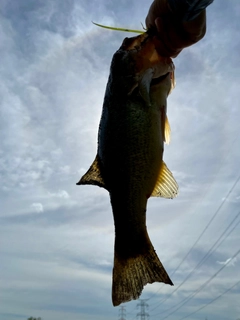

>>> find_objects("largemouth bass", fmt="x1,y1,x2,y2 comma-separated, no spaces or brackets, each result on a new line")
77,32,178,306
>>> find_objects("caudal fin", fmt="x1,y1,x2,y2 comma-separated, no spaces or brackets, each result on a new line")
112,234,173,306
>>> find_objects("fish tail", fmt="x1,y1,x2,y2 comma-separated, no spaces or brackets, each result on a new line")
112,230,173,306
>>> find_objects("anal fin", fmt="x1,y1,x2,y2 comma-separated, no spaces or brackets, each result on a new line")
76,154,107,190
151,161,178,198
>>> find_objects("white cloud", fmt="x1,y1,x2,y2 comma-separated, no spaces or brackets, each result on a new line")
217,257,238,267
31,202,44,213
48,190,70,199
1,1,240,320
59,165,71,174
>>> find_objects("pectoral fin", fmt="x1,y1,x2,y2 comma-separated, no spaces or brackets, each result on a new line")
139,68,153,106
76,155,108,190
164,114,171,145
151,161,178,198
161,106,171,145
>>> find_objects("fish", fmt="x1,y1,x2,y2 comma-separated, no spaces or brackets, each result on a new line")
77,32,178,306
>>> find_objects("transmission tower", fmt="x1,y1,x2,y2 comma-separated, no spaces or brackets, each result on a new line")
119,306,126,320
137,299,149,320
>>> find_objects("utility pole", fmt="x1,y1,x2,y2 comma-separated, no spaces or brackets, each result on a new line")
137,299,149,320
119,306,126,320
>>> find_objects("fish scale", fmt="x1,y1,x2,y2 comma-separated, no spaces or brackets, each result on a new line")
77,32,178,306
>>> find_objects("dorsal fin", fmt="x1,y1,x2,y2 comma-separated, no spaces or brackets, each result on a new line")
76,155,108,190
151,161,178,198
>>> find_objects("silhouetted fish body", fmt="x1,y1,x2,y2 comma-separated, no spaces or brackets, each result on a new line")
77,33,178,306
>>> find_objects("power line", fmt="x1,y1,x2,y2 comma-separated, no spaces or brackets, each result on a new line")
178,278,240,320
169,167,240,278
149,174,240,311
152,209,240,313
147,139,240,303
127,172,240,318
152,247,240,318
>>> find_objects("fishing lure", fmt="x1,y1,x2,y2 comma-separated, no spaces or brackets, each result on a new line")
92,21,145,34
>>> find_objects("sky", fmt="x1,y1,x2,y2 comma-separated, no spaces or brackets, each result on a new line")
0,1,240,320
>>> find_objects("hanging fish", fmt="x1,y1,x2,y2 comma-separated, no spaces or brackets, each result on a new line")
77,32,178,306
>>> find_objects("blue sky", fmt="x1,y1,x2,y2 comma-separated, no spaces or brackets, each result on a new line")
1,1,240,320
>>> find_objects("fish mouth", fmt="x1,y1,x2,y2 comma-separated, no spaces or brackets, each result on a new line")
150,72,170,86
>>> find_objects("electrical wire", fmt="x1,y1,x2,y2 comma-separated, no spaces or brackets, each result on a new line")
127,146,240,318
178,279,240,320
147,137,239,303
152,209,240,313
149,174,240,311
151,247,240,318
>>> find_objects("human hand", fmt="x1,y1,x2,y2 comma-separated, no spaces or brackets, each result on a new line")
145,0,209,57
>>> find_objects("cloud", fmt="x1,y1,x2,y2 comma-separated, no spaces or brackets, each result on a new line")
222,195,240,203
59,165,71,174
31,203,44,213
217,257,238,267
48,190,70,199
1,1,240,320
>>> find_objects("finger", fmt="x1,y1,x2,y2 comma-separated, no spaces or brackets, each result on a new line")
154,17,184,57
145,0,169,30
182,9,206,43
